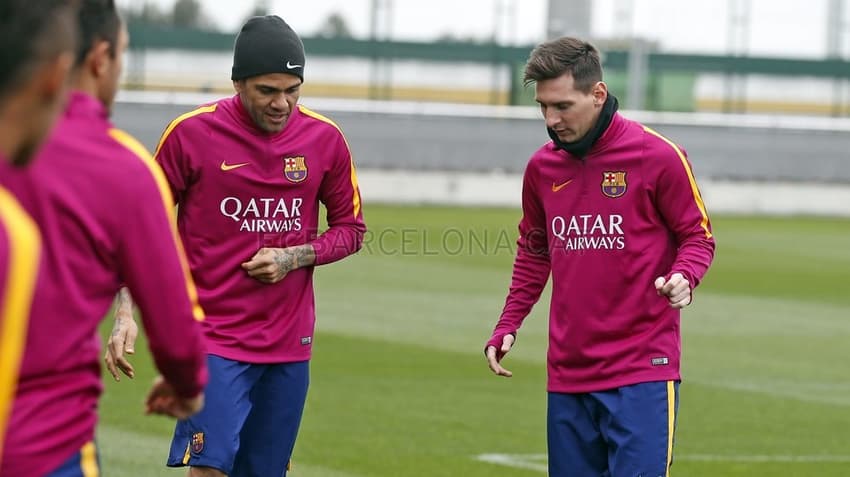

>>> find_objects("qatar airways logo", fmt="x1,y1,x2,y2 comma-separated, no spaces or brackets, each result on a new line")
220,196,303,232
551,214,625,251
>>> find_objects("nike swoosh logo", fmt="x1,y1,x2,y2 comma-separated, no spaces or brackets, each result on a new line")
552,179,573,192
286,61,303,69
220,161,250,171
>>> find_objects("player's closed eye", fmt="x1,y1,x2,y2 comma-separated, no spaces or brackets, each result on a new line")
539,104,571,115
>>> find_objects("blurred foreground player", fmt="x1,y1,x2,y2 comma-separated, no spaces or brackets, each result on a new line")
0,2,208,476
0,0,78,469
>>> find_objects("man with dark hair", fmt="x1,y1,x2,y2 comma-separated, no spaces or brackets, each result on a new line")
0,0,77,469
0,0,77,166
108,15,366,477
0,1,208,476
485,36,715,476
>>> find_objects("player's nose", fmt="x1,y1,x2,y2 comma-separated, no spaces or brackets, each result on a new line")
269,93,290,112
544,110,561,129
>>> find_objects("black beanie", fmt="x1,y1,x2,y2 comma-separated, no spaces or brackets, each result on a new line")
231,15,305,82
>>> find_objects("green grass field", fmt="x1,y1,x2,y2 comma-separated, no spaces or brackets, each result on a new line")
97,204,850,476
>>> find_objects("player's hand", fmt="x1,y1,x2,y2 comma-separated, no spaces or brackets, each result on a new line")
654,272,691,309
485,334,515,378
104,309,138,381
241,246,313,284
145,375,204,420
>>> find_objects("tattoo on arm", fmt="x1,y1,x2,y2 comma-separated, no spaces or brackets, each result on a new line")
111,317,123,337
273,249,298,275
272,246,314,276
114,287,134,323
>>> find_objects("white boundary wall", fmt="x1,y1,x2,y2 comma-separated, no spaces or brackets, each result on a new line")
357,169,850,217
117,90,850,132
117,91,850,217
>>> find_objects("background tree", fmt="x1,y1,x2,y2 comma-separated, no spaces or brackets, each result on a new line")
317,11,353,38
172,0,200,27
172,0,215,29
122,1,169,25
247,0,270,18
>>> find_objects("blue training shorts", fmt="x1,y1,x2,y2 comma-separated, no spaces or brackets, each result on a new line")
548,380,680,477
45,441,100,477
167,355,309,476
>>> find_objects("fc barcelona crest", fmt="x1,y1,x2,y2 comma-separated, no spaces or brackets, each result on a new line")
601,171,627,198
283,156,307,183
191,432,204,454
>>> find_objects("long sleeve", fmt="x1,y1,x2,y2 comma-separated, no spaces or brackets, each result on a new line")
487,165,551,353
649,133,715,288
111,131,207,399
312,133,366,265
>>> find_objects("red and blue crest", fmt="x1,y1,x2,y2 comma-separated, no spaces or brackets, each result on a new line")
284,156,307,183
191,432,204,454
601,171,627,198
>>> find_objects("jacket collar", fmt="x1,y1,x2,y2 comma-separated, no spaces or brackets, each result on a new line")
547,94,620,160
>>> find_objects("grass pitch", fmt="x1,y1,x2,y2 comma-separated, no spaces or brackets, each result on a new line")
96,205,850,476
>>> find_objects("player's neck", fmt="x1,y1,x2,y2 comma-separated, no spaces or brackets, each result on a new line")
548,94,619,159
69,69,101,105
0,99,32,165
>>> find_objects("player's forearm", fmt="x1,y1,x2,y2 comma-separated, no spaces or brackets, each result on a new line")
114,286,135,320
494,246,551,334
671,234,715,288
276,244,316,272
150,344,208,399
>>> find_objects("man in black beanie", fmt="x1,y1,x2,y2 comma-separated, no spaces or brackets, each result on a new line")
230,15,306,133
107,14,367,477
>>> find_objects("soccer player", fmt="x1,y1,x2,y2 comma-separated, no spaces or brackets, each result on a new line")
0,2,209,476
108,15,366,477
0,0,77,469
484,37,715,477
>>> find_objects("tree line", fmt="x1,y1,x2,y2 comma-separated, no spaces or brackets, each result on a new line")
122,0,352,37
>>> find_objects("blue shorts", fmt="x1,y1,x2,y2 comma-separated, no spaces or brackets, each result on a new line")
167,355,309,476
45,441,100,477
548,380,680,477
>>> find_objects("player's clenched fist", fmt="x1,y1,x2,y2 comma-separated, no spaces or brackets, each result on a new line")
654,272,691,309
241,245,315,284
145,376,204,420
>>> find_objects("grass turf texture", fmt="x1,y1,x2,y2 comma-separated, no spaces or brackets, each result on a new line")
96,205,850,476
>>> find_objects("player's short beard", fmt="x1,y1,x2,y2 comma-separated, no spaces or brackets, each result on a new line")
256,109,286,133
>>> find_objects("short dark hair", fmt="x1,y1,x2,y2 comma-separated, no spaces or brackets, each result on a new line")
0,0,78,95
523,37,603,93
75,0,121,66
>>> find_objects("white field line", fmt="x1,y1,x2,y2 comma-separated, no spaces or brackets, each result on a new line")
476,454,548,472
475,452,850,472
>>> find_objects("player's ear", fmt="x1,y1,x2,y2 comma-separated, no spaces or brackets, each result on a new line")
38,51,74,104
233,79,246,94
88,40,112,78
592,81,607,106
